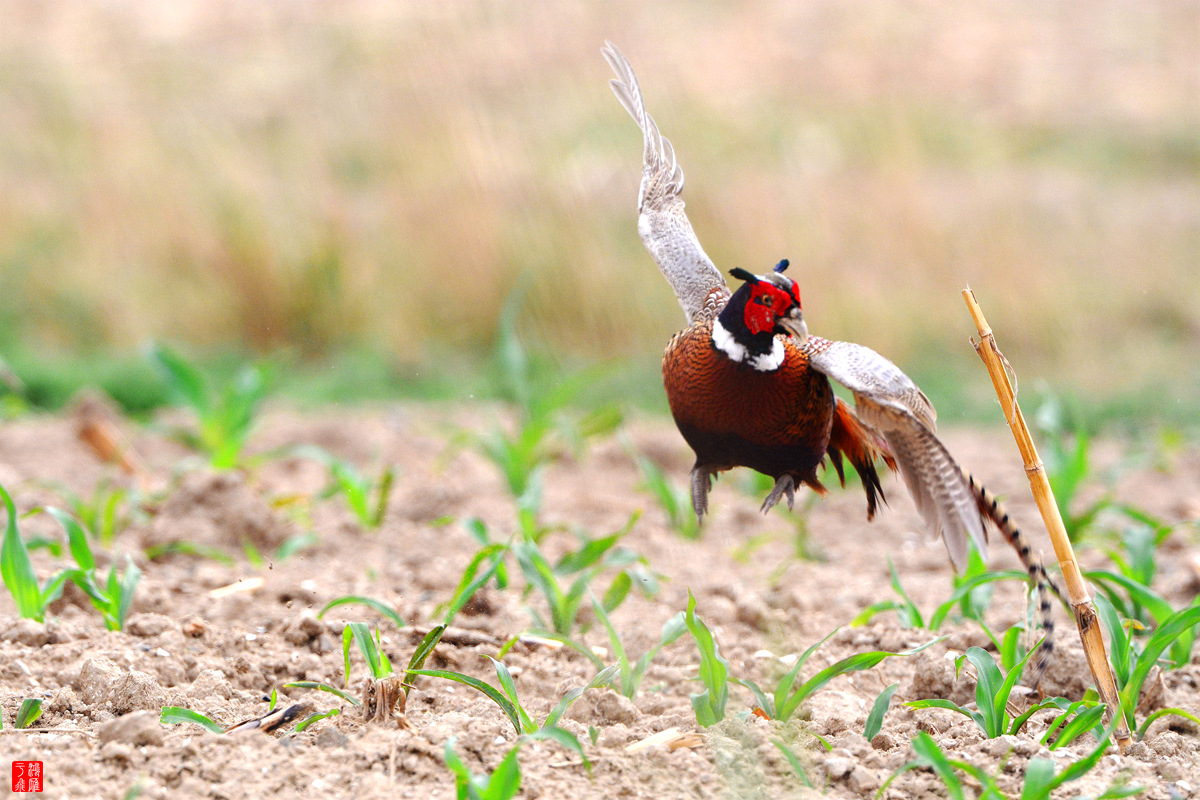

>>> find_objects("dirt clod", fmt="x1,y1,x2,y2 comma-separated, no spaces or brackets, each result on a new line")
97,710,166,746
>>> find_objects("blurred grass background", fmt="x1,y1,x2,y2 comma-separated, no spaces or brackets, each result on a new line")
1,1,1197,429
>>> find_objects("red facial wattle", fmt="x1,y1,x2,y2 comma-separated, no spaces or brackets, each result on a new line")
743,283,795,335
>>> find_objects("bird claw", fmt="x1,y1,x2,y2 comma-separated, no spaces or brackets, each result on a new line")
761,475,796,514
691,467,714,521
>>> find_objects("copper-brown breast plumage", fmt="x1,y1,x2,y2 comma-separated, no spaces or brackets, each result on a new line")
662,322,835,479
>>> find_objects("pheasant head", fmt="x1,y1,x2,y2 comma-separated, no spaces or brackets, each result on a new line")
712,259,808,370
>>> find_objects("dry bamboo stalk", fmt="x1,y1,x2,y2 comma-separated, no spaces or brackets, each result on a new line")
962,288,1132,751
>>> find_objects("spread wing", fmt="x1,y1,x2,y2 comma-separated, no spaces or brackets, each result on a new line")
801,336,987,571
603,41,729,324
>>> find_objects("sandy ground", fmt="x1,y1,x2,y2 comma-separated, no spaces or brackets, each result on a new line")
1,404,1198,799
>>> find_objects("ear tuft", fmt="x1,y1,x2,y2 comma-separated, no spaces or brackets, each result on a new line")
729,268,759,284
774,259,790,274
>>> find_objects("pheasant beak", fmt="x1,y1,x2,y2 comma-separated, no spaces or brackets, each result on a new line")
780,308,809,345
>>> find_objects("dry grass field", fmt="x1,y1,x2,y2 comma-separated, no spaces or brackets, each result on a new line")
1,0,1197,417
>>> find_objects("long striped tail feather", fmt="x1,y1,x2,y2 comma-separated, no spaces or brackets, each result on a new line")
966,471,1067,692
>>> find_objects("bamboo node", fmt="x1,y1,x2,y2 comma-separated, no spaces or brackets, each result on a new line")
1024,461,1046,477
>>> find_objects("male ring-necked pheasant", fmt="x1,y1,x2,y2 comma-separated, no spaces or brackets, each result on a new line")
603,42,1060,686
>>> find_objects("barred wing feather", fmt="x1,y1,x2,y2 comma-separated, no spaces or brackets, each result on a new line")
801,336,987,571
603,41,729,324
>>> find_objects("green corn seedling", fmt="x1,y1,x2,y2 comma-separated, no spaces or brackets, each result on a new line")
294,446,395,529
412,659,616,767
517,599,686,699
342,621,394,683
863,683,900,740
1,484,69,622
46,507,140,631
735,630,941,724
160,706,226,734
906,646,1067,738
1087,569,1200,668
476,286,622,504
284,623,446,723
443,738,523,800
634,453,700,539
512,513,650,636
463,518,510,590
15,698,43,729
49,480,135,546
771,738,815,789
853,550,1032,632
684,591,729,727
590,596,687,699
143,540,237,566
149,343,271,469
1094,592,1200,736
437,534,512,626
318,595,405,630
881,731,1142,800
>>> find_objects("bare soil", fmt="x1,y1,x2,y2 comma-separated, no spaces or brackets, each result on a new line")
1,405,1198,799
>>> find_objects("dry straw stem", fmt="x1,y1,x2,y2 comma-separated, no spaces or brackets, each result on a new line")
962,288,1132,752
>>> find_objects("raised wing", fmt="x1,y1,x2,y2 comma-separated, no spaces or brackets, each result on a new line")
801,336,986,571
603,41,729,324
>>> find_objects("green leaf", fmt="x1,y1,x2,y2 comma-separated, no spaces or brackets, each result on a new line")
443,737,476,800
484,656,535,733
772,629,839,721
318,596,406,630
160,706,225,734
1136,707,1200,741
283,681,362,706
14,698,42,729
1010,697,1072,736
47,506,95,572
410,669,525,736
370,465,395,528
405,624,447,684
1,483,43,620
150,343,209,413
524,725,589,770
143,540,236,566
777,637,942,723
771,739,813,787
1121,604,1200,726
851,600,904,627
543,665,619,729
864,683,899,740
911,733,965,800
684,591,728,727
906,698,985,732
886,557,924,629
731,678,775,719
1048,704,1106,749
929,570,1029,629
482,742,523,799
113,556,141,630
600,571,632,613
274,532,319,562
442,543,509,626
963,647,1005,737
554,531,624,574
294,707,340,733
342,622,392,682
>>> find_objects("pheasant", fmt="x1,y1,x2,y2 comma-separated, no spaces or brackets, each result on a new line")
603,42,1060,686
